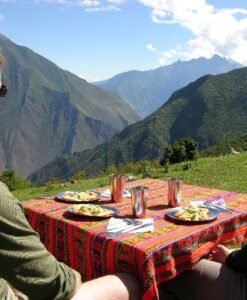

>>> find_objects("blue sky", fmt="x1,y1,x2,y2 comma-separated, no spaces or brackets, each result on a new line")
1,0,247,82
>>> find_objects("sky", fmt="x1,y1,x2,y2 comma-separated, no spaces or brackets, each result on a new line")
1,0,247,82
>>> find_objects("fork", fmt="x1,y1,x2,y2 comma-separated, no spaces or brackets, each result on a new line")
108,222,150,238
203,202,232,215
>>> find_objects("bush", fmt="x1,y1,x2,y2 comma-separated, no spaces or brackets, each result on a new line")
120,162,140,175
0,170,31,191
70,171,85,181
45,177,60,191
160,137,199,166
104,164,118,175
136,160,154,178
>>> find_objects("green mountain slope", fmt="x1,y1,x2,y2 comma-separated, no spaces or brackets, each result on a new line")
28,66,247,184
95,55,241,117
202,133,247,156
0,34,139,177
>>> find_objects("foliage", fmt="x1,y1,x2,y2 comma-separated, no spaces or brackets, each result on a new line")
104,164,118,175
202,133,247,157
0,170,31,191
160,137,199,166
120,162,139,175
45,177,60,191
70,171,85,181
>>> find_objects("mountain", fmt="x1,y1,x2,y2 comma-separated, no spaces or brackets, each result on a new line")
29,66,247,184
0,34,140,177
95,55,241,117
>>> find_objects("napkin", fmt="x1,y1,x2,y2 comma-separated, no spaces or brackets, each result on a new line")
107,217,154,234
100,188,131,198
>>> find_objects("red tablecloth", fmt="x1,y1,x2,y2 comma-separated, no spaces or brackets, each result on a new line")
22,179,247,300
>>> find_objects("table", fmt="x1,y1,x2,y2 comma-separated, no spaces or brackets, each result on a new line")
22,179,247,300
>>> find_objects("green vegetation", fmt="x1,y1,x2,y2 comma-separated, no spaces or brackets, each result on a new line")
12,151,247,202
202,133,247,157
0,170,31,191
160,137,199,166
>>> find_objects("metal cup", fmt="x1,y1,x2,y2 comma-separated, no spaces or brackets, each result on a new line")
109,174,125,203
131,186,149,218
167,178,182,207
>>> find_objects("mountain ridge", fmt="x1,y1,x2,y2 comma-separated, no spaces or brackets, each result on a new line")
95,55,242,117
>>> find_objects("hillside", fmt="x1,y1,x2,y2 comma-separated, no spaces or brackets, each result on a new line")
95,55,241,117
0,34,139,177
14,151,247,201
202,133,247,157
29,67,247,184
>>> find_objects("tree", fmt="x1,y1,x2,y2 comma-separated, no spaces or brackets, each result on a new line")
160,137,199,166
0,170,31,191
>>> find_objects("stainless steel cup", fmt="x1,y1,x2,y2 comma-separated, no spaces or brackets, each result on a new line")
109,174,125,203
131,186,149,218
167,178,182,207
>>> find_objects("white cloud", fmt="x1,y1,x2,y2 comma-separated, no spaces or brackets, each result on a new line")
34,0,124,12
146,43,158,52
139,0,247,65
107,0,126,4
78,0,101,7
85,5,120,12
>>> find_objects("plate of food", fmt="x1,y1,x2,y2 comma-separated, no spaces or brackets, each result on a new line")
166,205,219,222
55,191,100,203
67,204,120,218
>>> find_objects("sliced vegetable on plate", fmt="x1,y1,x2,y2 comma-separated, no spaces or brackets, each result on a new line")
67,204,119,218
166,205,219,222
55,191,100,202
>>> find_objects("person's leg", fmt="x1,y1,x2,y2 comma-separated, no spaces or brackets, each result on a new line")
159,259,246,300
71,273,142,300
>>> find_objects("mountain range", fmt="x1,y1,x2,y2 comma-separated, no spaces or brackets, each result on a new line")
0,34,139,177
95,55,241,117
29,66,247,184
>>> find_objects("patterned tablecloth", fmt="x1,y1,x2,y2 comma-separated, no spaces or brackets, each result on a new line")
22,179,247,300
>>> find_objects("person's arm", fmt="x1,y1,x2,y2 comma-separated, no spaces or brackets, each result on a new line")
0,182,77,300
211,244,247,274
225,244,247,274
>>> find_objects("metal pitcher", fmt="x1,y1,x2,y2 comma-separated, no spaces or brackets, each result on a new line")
167,178,182,207
109,174,125,202
131,186,149,218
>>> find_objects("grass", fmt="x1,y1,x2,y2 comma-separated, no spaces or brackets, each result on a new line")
158,152,247,193
12,152,247,202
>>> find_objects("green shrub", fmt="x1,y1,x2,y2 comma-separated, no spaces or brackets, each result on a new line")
136,160,154,178
0,170,31,191
104,164,118,175
70,171,85,181
160,137,199,166
45,177,60,191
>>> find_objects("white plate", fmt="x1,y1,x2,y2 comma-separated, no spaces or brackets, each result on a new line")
55,191,100,203
166,205,220,222
67,204,120,218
